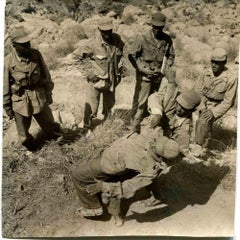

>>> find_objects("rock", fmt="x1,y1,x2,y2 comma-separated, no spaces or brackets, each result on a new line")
161,8,175,20
181,35,212,63
53,110,77,130
122,5,144,24
107,10,117,18
79,15,100,38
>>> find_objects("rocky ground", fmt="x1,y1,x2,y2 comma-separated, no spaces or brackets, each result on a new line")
2,0,239,238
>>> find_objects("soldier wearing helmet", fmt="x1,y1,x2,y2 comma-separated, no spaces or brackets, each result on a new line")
66,16,124,134
194,48,238,149
3,28,62,151
148,78,201,156
72,134,179,226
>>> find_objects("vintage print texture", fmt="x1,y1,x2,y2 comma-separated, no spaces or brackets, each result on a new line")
2,0,239,238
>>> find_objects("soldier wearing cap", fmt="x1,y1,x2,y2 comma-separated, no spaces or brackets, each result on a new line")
193,48,238,148
3,28,61,151
148,78,201,156
72,134,179,225
69,16,124,132
128,11,175,133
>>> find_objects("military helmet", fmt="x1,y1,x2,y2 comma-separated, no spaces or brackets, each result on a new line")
176,89,201,110
151,12,166,27
11,28,31,44
211,48,227,62
155,136,180,159
98,16,113,31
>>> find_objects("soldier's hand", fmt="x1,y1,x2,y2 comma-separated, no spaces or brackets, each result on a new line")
150,114,161,129
200,109,214,123
102,182,122,198
86,181,103,195
46,95,53,105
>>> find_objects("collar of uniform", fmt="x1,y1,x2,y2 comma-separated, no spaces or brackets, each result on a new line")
97,31,114,47
13,48,30,63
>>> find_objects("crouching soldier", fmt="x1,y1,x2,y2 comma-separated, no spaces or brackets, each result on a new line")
3,28,61,151
148,79,201,156
72,135,179,226
193,48,238,152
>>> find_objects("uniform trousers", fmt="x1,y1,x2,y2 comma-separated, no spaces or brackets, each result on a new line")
83,83,115,129
14,105,61,149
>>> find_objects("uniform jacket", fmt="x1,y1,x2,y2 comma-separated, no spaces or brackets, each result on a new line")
4,48,54,117
194,67,237,119
129,29,175,80
73,32,124,91
100,132,164,199
148,78,191,156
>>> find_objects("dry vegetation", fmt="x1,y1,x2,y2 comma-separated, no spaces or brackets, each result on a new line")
2,0,239,237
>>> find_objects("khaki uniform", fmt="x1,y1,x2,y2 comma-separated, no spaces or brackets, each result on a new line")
72,131,166,211
73,32,124,128
148,79,191,156
194,67,237,118
194,66,237,145
3,48,60,148
129,30,175,125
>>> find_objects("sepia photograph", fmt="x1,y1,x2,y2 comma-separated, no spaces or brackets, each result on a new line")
1,0,239,238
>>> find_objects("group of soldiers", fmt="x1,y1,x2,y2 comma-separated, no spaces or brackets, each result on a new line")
3,11,237,226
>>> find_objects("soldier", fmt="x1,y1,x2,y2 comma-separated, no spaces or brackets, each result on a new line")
70,16,124,132
72,134,179,226
3,28,61,151
128,11,175,132
193,48,238,150
148,79,201,156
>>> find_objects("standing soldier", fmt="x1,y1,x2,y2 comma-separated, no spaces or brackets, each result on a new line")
128,11,175,133
194,48,238,151
70,16,124,133
3,28,61,151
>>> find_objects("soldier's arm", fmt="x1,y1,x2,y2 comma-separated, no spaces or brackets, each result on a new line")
3,56,13,116
147,78,174,115
211,77,238,118
121,160,159,199
172,118,190,157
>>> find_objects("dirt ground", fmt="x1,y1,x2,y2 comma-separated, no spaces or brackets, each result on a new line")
2,66,237,237
2,0,239,237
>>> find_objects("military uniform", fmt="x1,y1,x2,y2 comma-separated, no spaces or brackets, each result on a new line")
195,67,237,118
73,17,124,129
3,30,61,150
148,80,192,156
193,48,238,146
129,13,175,130
72,134,179,217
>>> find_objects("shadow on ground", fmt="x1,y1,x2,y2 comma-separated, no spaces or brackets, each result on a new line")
124,160,230,223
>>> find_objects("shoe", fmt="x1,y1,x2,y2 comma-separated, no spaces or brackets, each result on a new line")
77,206,103,217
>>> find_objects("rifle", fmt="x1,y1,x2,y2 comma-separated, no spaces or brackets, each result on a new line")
160,43,169,75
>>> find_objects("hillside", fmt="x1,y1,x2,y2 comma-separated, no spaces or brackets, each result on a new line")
2,0,239,237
